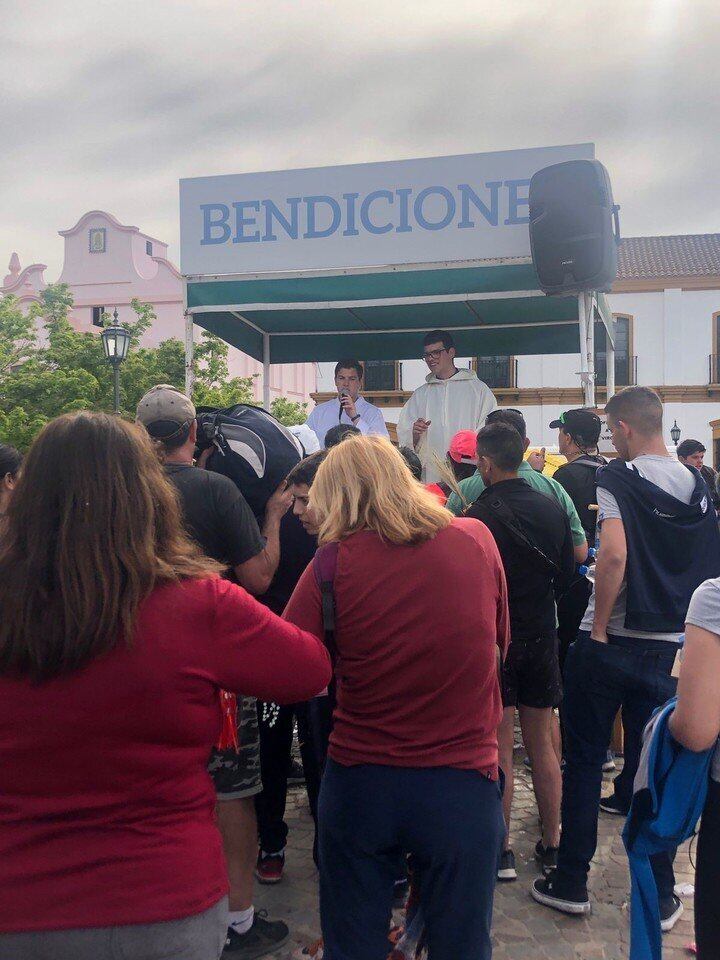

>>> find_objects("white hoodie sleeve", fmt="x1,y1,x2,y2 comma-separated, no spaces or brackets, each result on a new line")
473,379,498,426
397,387,423,449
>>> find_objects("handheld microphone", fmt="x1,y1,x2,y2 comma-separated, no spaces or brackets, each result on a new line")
338,390,348,421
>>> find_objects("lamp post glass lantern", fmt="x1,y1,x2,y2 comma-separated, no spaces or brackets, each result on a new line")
101,310,131,413
670,419,681,448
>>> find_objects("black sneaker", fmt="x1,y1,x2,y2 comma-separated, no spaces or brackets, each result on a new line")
534,840,558,876
660,895,684,932
255,850,285,885
497,849,517,881
599,794,629,816
223,911,289,959
531,872,590,916
602,751,617,773
287,757,305,786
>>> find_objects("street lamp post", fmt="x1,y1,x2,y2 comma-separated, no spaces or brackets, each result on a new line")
100,309,131,414
670,419,681,448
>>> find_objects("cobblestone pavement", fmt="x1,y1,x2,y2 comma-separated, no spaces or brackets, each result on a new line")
255,758,697,959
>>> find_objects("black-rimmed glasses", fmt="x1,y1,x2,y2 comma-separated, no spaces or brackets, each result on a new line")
422,348,448,362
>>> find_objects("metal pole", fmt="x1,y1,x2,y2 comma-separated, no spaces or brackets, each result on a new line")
113,364,120,414
577,293,590,407
586,294,596,408
262,333,271,410
184,312,195,397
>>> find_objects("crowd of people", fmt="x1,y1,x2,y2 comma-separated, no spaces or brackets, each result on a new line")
0,343,719,960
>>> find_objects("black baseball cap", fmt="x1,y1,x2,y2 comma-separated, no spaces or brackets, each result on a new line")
549,408,601,445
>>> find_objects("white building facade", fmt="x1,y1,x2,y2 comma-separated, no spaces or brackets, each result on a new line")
314,234,720,463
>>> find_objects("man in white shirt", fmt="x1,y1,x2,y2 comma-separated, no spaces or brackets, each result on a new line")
306,360,389,449
397,331,497,482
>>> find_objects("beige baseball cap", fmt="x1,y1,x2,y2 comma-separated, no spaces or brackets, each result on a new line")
136,384,196,438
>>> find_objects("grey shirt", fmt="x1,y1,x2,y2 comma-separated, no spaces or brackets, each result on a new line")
581,455,696,642
685,578,720,781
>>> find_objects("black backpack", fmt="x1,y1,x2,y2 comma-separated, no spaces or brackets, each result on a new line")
196,404,303,518
555,454,606,543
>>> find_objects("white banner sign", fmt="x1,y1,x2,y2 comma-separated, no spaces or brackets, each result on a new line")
180,143,594,276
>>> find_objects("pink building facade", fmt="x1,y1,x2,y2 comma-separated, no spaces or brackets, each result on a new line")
1,210,316,404
2,252,47,310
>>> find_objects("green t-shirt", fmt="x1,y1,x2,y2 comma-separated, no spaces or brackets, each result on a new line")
446,461,587,547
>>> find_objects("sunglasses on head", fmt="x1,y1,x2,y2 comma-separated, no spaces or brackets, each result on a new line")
486,408,523,421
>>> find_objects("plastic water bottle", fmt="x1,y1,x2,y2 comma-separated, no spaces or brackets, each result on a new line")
578,545,596,577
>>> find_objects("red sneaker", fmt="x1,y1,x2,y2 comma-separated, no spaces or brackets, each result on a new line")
256,850,285,884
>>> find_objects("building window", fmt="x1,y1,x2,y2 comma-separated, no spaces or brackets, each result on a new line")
91,306,105,327
473,356,517,388
88,228,106,253
146,240,153,256
595,315,635,386
362,360,401,391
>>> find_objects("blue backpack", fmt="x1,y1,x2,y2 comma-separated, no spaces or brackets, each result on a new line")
622,696,713,960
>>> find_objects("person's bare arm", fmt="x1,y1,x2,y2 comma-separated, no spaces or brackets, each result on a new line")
234,483,292,595
669,623,720,751
591,517,626,643
574,540,589,564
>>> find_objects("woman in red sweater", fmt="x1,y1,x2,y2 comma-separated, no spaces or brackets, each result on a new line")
284,435,509,960
0,412,331,960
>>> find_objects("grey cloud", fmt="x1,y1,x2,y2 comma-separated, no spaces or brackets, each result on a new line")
2,0,720,274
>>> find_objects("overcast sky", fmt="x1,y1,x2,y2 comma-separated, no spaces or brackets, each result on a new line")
2,0,719,277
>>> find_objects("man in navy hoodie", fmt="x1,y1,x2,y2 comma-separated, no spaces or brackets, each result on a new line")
532,387,720,930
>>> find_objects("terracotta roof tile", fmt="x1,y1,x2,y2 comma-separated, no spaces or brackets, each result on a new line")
618,234,720,279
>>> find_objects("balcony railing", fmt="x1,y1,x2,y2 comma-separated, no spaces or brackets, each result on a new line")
476,356,518,389
595,354,637,387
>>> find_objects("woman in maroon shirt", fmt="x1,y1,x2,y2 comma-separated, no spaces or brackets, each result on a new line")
0,412,331,960
284,435,509,960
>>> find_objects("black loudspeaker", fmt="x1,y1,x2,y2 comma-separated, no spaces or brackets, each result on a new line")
529,159,620,295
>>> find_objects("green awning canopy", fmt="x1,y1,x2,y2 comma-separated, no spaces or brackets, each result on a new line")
186,260,610,364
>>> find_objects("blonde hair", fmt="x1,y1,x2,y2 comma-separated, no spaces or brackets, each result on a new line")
311,435,453,545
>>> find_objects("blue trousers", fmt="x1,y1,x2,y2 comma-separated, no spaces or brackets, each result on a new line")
557,632,677,902
318,759,504,960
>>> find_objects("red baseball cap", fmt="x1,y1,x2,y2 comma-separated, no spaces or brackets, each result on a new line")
448,430,478,464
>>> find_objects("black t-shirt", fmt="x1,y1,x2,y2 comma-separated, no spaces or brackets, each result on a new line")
164,463,264,567
466,478,575,641
257,510,317,616
552,455,606,542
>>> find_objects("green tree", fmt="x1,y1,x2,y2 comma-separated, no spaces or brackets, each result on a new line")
192,331,259,409
0,285,311,449
0,406,48,452
0,286,187,447
0,294,37,376
270,396,308,426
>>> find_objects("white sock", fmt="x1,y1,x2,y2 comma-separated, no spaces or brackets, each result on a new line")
229,906,254,935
